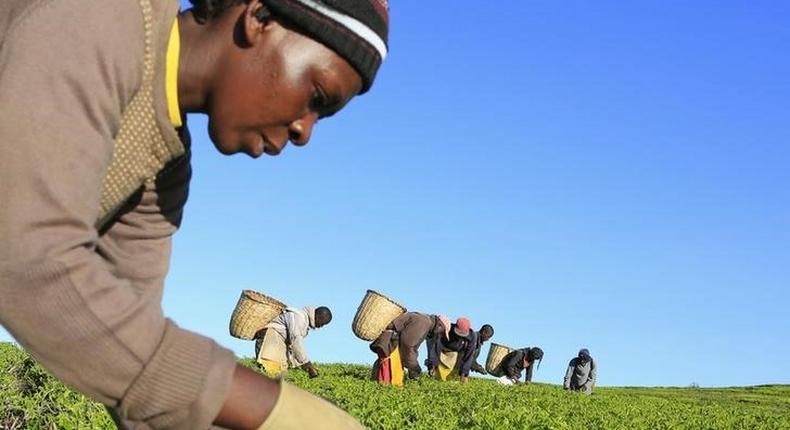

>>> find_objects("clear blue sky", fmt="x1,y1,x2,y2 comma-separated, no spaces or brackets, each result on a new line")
3,1,788,387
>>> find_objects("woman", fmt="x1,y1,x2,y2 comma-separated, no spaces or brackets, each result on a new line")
0,0,388,428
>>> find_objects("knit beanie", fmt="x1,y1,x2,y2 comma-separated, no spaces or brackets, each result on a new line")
266,0,389,93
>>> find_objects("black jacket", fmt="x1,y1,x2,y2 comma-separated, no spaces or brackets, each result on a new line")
499,348,537,382
426,326,478,377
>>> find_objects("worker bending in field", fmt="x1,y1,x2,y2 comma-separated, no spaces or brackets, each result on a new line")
425,317,480,383
0,0,387,428
490,346,544,385
370,312,449,383
255,306,332,378
564,348,596,395
470,324,495,375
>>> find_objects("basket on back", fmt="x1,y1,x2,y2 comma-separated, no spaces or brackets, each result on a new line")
352,290,406,341
485,342,514,373
229,290,287,340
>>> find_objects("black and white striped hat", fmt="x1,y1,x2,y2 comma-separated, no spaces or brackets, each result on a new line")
267,0,389,93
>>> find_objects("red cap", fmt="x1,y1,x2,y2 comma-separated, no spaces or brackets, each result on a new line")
453,317,471,337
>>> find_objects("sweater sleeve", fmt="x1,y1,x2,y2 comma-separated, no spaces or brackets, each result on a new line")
503,352,522,380
100,152,237,428
583,360,597,390
289,334,310,366
424,333,441,369
457,333,477,377
287,313,310,366
0,2,235,429
563,359,575,389
524,362,535,383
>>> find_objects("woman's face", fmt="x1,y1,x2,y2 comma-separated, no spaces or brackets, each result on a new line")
207,15,362,158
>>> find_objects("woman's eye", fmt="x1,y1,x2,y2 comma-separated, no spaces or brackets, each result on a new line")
311,86,328,111
311,84,344,119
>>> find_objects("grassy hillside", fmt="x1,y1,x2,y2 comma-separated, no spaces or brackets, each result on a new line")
2,343,789,429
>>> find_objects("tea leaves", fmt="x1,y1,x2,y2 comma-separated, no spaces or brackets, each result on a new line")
2,344,788,429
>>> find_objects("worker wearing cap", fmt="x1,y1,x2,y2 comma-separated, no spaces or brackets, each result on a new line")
426,317,479,383
564,348,597,394
371,312,448,381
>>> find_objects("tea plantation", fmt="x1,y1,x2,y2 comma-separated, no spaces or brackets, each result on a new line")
2,343,789,429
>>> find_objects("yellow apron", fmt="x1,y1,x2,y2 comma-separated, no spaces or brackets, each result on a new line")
386,346,405,386
390,346,404,386
256,329,288,377
437,351,458,381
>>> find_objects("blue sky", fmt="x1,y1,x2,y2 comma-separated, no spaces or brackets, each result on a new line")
3,1,788,387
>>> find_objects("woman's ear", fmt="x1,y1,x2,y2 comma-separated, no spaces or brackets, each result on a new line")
241,0,271,46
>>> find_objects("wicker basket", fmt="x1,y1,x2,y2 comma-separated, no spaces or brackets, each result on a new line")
352,290,406,341
229,290,287,340
485,342,514,373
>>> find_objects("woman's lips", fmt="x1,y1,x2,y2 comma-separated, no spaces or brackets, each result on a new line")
263,137,283,156
246,135,283,158
251,136,265,158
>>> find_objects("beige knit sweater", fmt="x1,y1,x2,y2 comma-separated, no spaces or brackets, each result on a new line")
0,1,236,429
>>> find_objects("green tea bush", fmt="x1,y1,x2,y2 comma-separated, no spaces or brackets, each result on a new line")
246,359,790,430
0,343,114,429
2,344,788,429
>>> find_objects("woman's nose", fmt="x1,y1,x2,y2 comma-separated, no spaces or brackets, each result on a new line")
288,112,318,146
